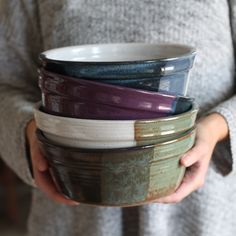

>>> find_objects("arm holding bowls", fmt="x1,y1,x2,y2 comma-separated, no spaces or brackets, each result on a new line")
156,0,236,201
156,0,236,204
156,113,229,203
0,1,77,205
26,120,79,205
1,0,236,206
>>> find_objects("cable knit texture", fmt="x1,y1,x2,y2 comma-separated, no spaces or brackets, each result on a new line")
1,0,236,235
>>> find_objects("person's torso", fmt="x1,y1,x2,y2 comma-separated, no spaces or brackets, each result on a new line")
37,0,235,113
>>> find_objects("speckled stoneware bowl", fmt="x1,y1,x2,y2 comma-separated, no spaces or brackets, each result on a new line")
37,128,196,206
34,103,198,149
40,43,196,96
39,70,193,119
39,44,196,87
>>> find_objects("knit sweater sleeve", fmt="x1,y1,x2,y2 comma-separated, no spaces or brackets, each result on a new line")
0,0,41,186
208,0,236,176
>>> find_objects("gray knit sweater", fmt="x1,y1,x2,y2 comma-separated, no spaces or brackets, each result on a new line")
1,0,236,236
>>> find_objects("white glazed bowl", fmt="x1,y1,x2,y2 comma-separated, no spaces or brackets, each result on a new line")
34,104,198,149
40,43,195,62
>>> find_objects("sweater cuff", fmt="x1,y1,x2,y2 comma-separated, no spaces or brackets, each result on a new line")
0,93,37,187
209,96,236,176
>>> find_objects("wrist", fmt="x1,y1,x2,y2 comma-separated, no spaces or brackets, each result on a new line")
198,113,229,143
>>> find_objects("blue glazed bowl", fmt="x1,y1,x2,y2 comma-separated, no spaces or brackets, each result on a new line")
91,71,189,95
40,43,196,95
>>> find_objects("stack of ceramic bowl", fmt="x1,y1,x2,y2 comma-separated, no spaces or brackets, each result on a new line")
35,43,198,207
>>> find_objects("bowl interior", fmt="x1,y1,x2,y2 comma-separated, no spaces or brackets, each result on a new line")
41,43,196,62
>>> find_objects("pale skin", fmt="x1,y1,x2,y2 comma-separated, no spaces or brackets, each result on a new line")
26,113,229,205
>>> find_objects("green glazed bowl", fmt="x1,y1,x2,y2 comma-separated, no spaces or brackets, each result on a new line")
37,128,196,207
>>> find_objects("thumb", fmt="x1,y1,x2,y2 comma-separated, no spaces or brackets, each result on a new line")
31,141,48,172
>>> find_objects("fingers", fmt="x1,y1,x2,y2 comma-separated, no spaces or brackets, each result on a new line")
181,145,201,167
31,145,48,171
180,139,210,167
155,138,212,204
34,167,79,206
153,117,219,204
29,135,79,206
28,123,48,172
155,160,208,204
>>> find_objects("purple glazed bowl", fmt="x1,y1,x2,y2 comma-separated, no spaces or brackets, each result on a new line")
39,70,193,119
41,93,169,119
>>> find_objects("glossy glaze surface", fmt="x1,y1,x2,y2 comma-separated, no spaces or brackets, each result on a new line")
34,103,198,148
42,93,193,120
37,129,196,206
40,43,196,80
91,71,189,95
39,70,193,119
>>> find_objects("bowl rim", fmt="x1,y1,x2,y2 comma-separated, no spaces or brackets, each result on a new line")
39,43,196,65
34,101,198,125
36,127,196,153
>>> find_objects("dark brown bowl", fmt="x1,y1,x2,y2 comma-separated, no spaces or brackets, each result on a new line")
36,129,196,207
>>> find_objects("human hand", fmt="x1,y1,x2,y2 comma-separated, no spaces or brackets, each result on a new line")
26,119,79,205
155,113,229,204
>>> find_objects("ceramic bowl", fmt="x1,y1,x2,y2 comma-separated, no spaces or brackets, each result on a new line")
39,70,193,119
36,128,196,206
34,103,198,149
41,93,172,120
91,71,189,95
41,92,193,120
39,43,196,82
